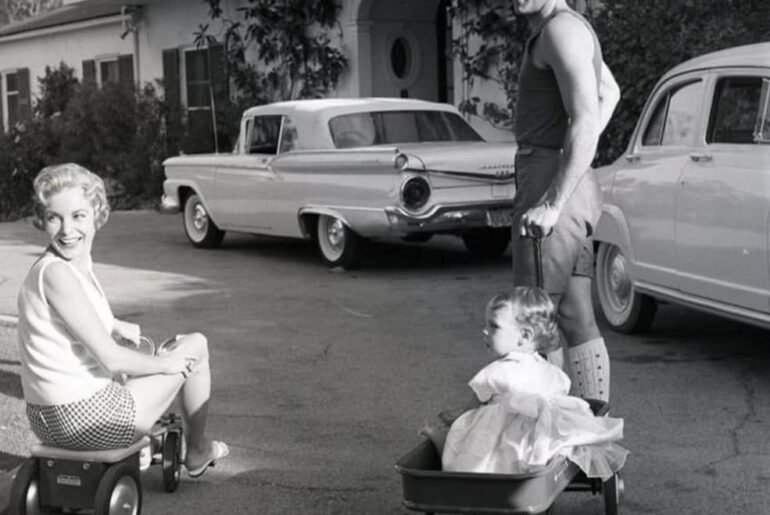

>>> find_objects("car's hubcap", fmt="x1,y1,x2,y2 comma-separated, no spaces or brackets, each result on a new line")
109,477,139,515
192,203,208,232
326,218,346,252
606,248,631,311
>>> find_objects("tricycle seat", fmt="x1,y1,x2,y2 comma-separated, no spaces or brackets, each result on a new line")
30,435,150,463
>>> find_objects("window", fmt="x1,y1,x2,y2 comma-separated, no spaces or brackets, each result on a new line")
642,80,703,146
707,76,763,144
329,110,482,149
247,116,283,155
99,59,119,86
185,48,211,110
5,72,19,128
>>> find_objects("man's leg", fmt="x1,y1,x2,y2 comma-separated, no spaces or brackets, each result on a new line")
558,275,610,401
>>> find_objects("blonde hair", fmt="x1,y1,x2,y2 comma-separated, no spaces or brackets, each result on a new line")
32,163,110,230
485,287,560,353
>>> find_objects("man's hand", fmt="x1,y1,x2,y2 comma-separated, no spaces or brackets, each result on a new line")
519,201,561,238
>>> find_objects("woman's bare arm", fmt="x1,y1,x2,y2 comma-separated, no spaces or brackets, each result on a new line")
42,262,193,377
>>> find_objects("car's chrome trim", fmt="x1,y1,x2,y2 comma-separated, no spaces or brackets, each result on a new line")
408,168,515,182
386,200,511,221
635,281,770,329
160,194,180,213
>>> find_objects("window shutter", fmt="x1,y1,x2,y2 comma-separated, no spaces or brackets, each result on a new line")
118,54,134,88
0,79,4,132
162,48,180,111
17,68,31,122
208,43,228,110
82,59,96,86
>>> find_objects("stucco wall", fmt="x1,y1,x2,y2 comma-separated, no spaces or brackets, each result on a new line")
0,20,132,95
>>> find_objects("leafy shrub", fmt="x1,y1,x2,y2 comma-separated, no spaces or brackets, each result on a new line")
0,64,212,220
589,0,770,165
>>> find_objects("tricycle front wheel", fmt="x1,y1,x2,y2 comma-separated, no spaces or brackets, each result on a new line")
9,458,42,515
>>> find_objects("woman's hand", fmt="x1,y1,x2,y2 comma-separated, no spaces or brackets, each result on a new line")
158,354,198,378
113,319,141,347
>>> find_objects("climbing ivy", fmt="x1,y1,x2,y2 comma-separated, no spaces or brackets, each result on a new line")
448,0,527,130
195,0,348,106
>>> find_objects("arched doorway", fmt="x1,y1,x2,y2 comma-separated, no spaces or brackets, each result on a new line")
355,0,451,102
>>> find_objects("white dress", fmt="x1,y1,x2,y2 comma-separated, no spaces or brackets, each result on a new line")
441,352,628,479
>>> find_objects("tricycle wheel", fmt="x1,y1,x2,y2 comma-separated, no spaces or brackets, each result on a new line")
603,472,623,515
9,458,43,515
462,228,511,258
162,430,183,493
93,461,142,515
183,193,225,248
316,215,364,269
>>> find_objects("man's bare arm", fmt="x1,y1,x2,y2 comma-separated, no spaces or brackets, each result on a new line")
520,15,600,234
598,61,620,134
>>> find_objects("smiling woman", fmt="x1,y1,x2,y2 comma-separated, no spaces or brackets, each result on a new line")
17,163,228,472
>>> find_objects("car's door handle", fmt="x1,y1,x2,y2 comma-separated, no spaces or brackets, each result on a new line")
625,154,640,163
690,153,713,163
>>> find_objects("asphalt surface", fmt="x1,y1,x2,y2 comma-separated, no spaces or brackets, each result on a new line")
1,210,769,514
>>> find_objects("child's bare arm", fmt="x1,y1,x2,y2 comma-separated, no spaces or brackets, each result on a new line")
439,392,483,426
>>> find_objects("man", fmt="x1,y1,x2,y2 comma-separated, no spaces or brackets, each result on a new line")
511,0,620,401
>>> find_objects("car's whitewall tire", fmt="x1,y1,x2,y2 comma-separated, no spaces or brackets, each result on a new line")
316,215,363,268
183,193,225,248
595,242,657,333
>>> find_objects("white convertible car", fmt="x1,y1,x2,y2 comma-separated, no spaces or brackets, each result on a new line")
162,98,517,268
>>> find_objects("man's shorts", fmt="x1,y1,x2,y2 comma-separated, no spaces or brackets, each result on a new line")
511,147,602,295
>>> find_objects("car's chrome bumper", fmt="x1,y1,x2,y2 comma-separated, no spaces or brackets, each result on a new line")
384,201,513,233
160,194,181,213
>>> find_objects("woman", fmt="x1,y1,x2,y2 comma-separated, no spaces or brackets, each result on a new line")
17,163,228,477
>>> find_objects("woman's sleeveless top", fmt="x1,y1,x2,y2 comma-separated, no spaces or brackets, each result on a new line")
17,254,114,405
513,10,603,149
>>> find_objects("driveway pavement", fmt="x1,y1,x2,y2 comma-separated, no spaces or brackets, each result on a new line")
1,211,770,514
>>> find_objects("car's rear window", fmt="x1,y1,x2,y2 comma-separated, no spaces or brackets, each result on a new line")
329,110,483,149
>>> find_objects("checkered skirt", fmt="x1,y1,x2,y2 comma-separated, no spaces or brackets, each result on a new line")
26,381,136,450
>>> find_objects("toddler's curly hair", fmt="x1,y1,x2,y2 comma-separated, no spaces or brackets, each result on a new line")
32,163,110,230
485,287,560,353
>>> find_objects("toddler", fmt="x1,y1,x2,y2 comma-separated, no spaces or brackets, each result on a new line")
435,287,627,479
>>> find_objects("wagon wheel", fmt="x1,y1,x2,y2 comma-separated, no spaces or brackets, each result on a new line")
93,461,142,515
316,215,364,269
8,458,43,515
162,430,183,493
183,193,225,249
595,243,657,333
603,472,623,515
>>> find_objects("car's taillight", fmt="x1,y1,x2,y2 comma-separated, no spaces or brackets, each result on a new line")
401,176,430,211
394,153,409,170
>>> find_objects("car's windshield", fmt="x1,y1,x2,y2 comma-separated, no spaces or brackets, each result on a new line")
329,110,483,149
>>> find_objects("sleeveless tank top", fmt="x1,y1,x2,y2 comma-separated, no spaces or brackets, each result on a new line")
513,10,602,149
17,254,114,405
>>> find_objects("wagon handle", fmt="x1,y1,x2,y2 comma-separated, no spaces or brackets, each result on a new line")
532,236,543,289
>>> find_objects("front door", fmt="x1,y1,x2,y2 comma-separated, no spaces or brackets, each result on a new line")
675,71,770,311
216,115,283,230
613,73,705,289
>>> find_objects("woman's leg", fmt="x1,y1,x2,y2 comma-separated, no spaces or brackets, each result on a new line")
125,332,215,465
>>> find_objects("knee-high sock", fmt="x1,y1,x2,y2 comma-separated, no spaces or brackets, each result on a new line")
566,337,610,402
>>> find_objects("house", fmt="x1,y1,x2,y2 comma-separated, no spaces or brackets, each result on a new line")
0,0,592,141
